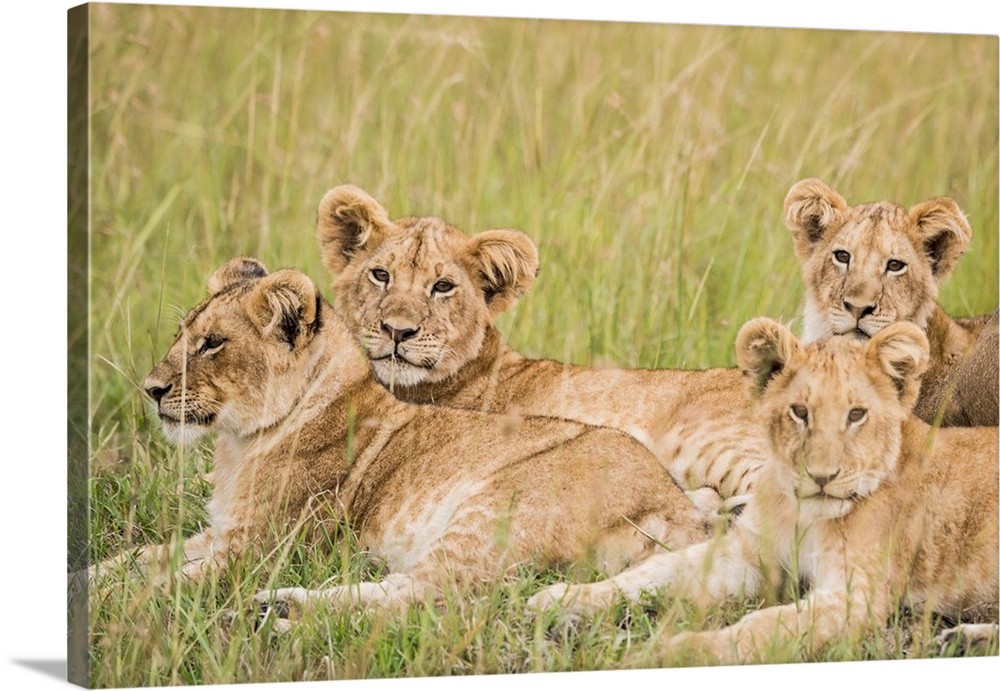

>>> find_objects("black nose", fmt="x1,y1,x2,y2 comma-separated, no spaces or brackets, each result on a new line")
808,469,840,489
381,322,419,344
145,382,172,403
843,301,876,320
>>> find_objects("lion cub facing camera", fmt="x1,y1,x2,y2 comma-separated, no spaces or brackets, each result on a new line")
93,258,706,615
530,319,998,663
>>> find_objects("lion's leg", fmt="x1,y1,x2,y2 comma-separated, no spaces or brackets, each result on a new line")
528,526,764,617
662,589,877,664
254,573,428,618
936,622,999,653
255,516,509,621
89,529,222,581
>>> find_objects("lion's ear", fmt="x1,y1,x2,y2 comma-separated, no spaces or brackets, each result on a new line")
867,322,929,408
209,257,268,294
247,269,322,350
469,229,539,318
908,197,972,279
735,318,800,399
317,185,395,275
784,178,849,260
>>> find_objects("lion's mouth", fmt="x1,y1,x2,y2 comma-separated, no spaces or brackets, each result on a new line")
159,410,217,426
371,353,436,370
795,489,858,503
835,327,871,341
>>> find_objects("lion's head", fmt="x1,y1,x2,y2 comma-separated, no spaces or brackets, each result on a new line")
144,258,323,443
784,178,972,343
316,185,539,390
735,317,929,521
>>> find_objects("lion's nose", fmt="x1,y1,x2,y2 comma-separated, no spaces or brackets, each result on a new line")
843,301,876,321
145,380,172,403
381,321,419,344
807,468,840,490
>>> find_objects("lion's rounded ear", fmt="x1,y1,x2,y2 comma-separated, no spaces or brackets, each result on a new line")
317,185,395,275
209,257,268,294
735,317,800,399
247,269,322,350
784,178,849,260
469,229,539,318
867,322,929,408
908,197,972,279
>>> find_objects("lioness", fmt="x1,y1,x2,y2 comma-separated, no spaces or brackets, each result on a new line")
785,178,998,426
94,257,706,610
528,319,998,663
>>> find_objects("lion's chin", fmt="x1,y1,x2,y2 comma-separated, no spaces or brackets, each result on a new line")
158,416,214,445
372,358,435,390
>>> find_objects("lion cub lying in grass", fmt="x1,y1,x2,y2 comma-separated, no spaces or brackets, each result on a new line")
529,319,998,663
315,182,997,512
94,257,706,612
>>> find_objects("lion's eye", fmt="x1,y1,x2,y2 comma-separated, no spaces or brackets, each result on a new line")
885,259,907,274
432,279,455,294
199,333,226,354
790,404,809,424
371,268,391,284
847,407,867,425
833,250,851,266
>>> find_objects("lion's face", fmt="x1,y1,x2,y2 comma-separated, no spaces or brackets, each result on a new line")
784,179,972,343
316,186,538,389
144,258,322,443
736,318,929,521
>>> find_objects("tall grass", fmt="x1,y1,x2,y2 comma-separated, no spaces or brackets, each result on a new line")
84,5,998,687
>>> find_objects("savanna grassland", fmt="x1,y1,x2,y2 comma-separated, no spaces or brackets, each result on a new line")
78,4,999,687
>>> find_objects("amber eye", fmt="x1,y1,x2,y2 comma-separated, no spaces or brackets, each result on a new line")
833,250,851,266
790,404,809,423
847,408,867,424
199,333,226,354
371,268,390,284
432,279,456,294
885,259,906,274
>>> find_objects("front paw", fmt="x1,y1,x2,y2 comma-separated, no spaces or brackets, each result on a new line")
527,583,571,612
935,623,998,655
253,587,310,631
527,582,616,617
660,629,734,665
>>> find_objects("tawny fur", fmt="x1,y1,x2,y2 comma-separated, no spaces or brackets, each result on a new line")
92,258,708,612
785,177,998,426
529,320,998,664
317,185,768,507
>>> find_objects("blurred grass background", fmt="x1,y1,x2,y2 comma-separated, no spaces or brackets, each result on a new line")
84,4,998,687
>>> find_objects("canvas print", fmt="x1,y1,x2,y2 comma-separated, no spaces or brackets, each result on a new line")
68,2,1000,688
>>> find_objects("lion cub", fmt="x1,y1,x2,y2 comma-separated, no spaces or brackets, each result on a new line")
785,178,997,426
529,319,998,663
94,258,706,612
316,184,768,509
314,183,996,513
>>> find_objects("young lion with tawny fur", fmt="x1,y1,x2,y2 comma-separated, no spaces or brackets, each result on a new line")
316,183,996,510
92,258,707,615
785,178,997,426
528,319,998,663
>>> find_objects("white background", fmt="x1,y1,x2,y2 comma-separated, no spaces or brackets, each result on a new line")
1,1,997,689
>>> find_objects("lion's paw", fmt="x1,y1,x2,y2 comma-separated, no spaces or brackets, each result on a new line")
935,623,998,655
660,629,733,665
253,587,311,632
527,583,571,612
